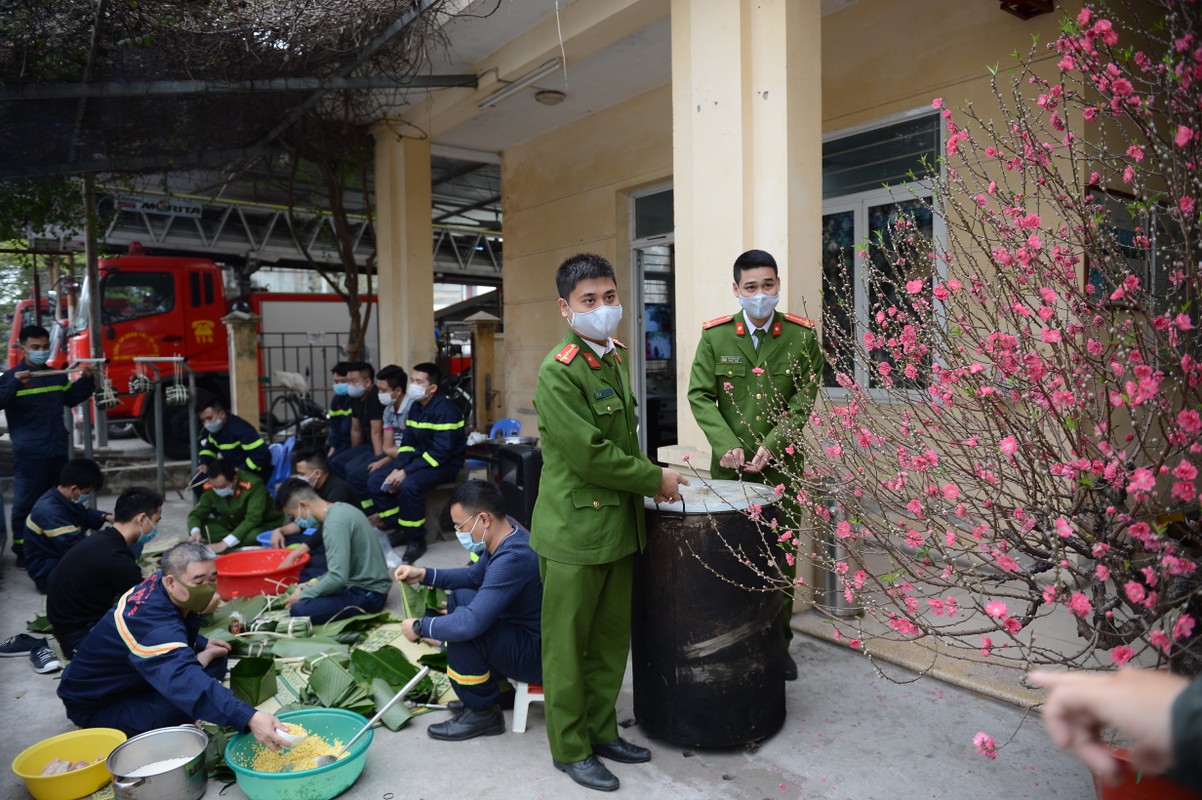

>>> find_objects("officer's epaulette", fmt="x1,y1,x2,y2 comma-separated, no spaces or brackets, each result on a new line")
784,313,816,328
702,314,734,330
554,343,580,364
238,479,253,490
611,337,627,350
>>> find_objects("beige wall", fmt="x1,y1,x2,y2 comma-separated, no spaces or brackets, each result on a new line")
500,84,673,436
822,0,1076,131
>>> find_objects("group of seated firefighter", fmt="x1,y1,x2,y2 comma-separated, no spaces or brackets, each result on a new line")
37,478,543,752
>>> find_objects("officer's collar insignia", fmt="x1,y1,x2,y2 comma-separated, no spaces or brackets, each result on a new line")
582,352,602,369
735,321,746,336
771,321,782,337
554,343,580,364
594,387,616,400
720,355,742,364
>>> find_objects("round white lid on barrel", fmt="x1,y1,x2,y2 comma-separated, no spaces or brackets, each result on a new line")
643,478,778,514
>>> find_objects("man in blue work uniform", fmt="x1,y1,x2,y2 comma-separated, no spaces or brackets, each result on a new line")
0,325,96,567
57,541,290,744
395,480,542,741
195,395,272,478
324,361,354,458
22,458,113,594
368,362,466,564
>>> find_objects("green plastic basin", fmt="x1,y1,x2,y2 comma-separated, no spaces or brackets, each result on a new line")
225,709,373,800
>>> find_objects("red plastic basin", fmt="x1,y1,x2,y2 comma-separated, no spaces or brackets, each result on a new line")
215,549,310,600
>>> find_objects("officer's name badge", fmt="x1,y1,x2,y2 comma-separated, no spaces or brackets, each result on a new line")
594,387,616,400
720,355,743,364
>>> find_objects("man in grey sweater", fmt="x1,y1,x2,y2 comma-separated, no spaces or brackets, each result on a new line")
275,478,391,624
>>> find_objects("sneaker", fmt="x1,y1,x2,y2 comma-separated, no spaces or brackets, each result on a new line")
29,644,62,674
0,633,45,657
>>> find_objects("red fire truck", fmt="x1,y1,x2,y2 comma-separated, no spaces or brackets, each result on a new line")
65,250,378,457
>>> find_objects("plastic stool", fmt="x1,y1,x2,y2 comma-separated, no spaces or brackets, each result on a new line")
511,681,544,733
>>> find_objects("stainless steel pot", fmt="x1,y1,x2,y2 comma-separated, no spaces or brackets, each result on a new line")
106,725,208,800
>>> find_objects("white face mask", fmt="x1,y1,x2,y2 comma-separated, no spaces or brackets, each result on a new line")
406,383,428,401
569,303,623,342
738,292,779,320
378,391,394,406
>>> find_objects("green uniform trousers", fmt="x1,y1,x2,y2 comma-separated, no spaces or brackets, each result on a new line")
539,553,634,763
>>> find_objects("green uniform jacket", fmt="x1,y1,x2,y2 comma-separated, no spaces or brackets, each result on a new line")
186,470,286,546
687,310,823,479
530,332,662,565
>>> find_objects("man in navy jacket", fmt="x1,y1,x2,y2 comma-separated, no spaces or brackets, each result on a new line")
368,362,466,564
395,480,542,741
0,325,95,565
58,541,289,744
23,459,113,593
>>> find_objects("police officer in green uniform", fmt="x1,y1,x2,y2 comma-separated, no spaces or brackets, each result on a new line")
687,248,823,681
187,459,286,554
532,253,688,793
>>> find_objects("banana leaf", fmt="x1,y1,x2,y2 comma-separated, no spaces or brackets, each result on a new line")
302,650,351,673
417,650,448,674
272,637,346,659
25,614,51,634
309,657,358,708
206,595,269,630
313,611,395,638
230,656,277,706
397,583,447,618
349,646,437,703
370,678,413,731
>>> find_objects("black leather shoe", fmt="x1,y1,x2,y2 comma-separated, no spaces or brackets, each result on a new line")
447,691,515,714
783,652,798,681
592,737,651,764
402,538,428,564
553,756,619,792
427,705,505,741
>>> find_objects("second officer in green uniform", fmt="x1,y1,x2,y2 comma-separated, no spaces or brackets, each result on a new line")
687,248,823,681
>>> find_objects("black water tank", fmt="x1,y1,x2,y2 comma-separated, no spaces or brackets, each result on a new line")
632,480,785,747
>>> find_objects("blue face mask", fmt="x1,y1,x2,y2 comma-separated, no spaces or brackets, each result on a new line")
26,348,51,366
455,515,486,555
294,509,319,529
333,383,350,396
347,384,366,399
137,517,158,545
203,418,224,434
73,491,93,506
214,486,234,498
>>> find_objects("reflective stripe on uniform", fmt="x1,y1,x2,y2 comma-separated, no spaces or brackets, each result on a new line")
26,520,80,538
113,588,188,659
407,419,465,431
377,508,425,527
447,666,491,686
422,452,439,468
15,384,67,397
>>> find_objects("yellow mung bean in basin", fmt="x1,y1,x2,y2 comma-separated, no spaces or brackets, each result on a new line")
247,725,349,773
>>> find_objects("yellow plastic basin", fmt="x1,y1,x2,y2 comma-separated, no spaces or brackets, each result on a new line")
11,728,127,800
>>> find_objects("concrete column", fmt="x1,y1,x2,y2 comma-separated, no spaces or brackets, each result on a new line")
465,311,500,433
669,0,823,467
221,311,261,423
372,124,434,368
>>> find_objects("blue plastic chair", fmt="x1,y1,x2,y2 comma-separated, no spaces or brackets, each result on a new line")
266,436,296,497
466,418,521,474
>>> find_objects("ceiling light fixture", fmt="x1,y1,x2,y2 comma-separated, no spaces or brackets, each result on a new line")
534,90,566,106
476,58,562,109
